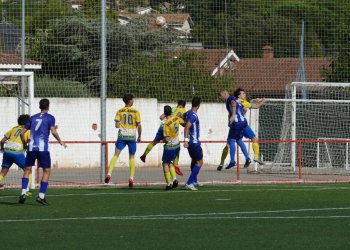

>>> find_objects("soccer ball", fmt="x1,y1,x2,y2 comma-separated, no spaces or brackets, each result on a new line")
156,16,166,26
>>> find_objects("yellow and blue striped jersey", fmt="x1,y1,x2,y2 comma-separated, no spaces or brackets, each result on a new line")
115,107,141,140
3,125,30,152
172,106,186,119
163,116,184,148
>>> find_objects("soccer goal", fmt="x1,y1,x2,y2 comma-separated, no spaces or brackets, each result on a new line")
258,82,350,173
317,138,349,170
0,71,35,116
0,71,35,188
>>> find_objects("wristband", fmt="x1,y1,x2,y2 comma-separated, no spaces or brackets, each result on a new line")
184,138,189,142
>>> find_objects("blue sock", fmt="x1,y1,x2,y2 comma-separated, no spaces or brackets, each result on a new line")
237,139,250,161
40,181,49,194
21,178,29,190
187,165,201,185
228,139,237,164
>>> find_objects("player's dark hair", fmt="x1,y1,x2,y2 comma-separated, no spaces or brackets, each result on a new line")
164,105,172,116
39,98,50,110
177,100,186,107
18,114,30,126
191,96,201,107
123,94,133,104
234,88,244,98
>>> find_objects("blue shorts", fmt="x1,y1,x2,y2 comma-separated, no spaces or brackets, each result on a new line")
116,139,137,155
243,126,256,139
229,120,248,141
1,151,26,169
187,143,203,162
26,151,51,168
153,125,164,142
162,146,180,164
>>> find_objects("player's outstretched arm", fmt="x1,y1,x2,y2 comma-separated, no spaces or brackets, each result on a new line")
252,98,267,109
50,127,67,148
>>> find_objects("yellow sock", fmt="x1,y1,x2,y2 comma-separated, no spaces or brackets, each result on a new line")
129,156,135,178
108,155,118,175
0,175,3,182
164,172,171,185
169,165,177,180
220,146,229,165
27,173,32,190
174,153,180,166
253,142,260,159
143,143,154,156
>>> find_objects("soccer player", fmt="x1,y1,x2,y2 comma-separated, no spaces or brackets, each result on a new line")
184,97,203,191
105,94,142,187
140,100,186,176
19,99,67,205
218,90,251,170
217,89,266,170
0,115,32,194
235,88,266,164
226,94,249,169
161,105,184,190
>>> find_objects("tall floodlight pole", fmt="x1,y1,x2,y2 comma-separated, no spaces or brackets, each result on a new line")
297,20,307,99
20,0,26,115
100,0,107,182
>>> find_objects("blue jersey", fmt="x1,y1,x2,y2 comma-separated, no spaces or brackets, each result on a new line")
186,110,200,144
226,96,246,124
25,112,56,152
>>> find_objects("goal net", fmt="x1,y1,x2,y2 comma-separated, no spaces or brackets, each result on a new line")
258,82,350,174
0,72,35,187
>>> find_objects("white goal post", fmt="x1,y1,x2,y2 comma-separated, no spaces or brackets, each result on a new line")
263,82,350,172
0,71,35,115
0,71,35,188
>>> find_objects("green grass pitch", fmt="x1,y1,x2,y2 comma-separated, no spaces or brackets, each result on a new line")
1,184,350,249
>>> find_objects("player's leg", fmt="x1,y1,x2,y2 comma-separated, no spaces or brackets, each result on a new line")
15,152,32,196
173,149,183,176
169,148,180,187
236,139,251,168
19,151,36,204
140,140,159,163
140,126,163,162
0,151,12,185
105,140,123,183
243,126,263,164
35,151,51,205
185,144,203,190
162,163,172,190
226,138,237,169
127,140,137,188
218,130,230,171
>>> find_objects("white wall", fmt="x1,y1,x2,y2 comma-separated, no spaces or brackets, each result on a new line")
0,98,257,168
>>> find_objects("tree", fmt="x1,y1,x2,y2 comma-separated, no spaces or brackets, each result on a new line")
108,51,234,101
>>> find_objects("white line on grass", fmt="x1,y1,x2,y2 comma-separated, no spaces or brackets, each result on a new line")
1,207,350,223
1,186,350,200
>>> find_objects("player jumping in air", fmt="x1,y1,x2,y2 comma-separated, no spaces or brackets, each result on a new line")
105,94,142,187
218,90,251,170
0,115,31,194
218,89,266,170
19,99,67,205
161,105,185,190
184,97,203,191
140,100,186,176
